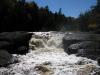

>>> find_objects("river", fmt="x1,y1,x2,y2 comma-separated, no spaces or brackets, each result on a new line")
0,32,100,75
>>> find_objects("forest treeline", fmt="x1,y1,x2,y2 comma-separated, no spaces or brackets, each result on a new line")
0,0,76,31
0,0,99,32
78,0,100,32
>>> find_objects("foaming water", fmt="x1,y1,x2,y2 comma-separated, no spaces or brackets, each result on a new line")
0,32,100,75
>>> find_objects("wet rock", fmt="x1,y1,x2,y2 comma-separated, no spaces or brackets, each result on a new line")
63,33,100,61
66,43,80,54
0,41,11,51
42,61,52,65
77,49,100,60
0,50,12,67
66,41,100,60
34,65,50,72
63,38,81,51
0,32,33,54
97,57,100,66
34,65,53,75
29,38,45,50
67,41,100,55
63,33,88,52
63,33,100,51
94,72,100,75
77,64,96,75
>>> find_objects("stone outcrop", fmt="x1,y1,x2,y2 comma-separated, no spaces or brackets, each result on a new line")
0,31,33,54
0,32,33,67
0,50,12,67
67,41,99,55
63,33,100,65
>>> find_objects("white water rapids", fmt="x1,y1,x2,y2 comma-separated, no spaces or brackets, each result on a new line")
0,32,100,75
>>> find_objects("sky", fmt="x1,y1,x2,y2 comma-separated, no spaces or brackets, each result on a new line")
26,0,97,18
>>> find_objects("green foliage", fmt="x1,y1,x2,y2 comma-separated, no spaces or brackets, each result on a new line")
78,0,100,32
0,0,70,31
0,0,80,32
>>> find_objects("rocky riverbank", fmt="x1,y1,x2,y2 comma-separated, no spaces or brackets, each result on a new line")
0,32,100,75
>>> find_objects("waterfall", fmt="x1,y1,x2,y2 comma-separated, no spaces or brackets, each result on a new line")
0,32,99,75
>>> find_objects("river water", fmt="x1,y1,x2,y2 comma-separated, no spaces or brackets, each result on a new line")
0,32,100,75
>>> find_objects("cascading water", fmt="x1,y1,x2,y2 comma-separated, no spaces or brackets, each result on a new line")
0,32,100,75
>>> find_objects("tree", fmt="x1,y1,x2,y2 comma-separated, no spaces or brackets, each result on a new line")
77,0,100,31
58,8,62,15
0,0,67,31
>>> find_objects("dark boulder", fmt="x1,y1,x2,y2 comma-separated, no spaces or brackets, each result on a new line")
63,33,100,64
66,42,81,54
0,32,33,54
0,50,19,67
63,33,91,53
67,41,100,55
0,50,12,67
77,49,100,60
97,57,100,66
0,41,11,49
63,33,100,49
